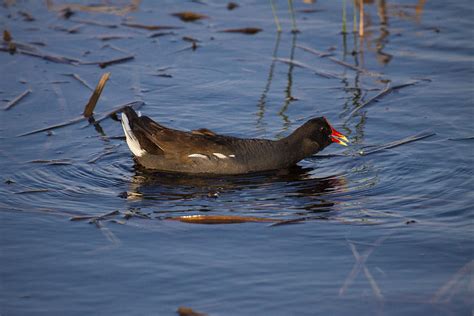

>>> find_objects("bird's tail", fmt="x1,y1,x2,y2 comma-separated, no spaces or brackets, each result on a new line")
121,106,146,157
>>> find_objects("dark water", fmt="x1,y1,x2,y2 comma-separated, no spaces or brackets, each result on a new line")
1,1,473,315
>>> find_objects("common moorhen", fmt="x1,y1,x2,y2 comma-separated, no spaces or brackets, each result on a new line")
121,106,348,174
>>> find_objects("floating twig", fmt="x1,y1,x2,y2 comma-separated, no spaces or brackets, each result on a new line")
171,12,208,22
18,115,84,137
14,188,50,194
360,130,435,156
81,55,135,68
166,214,277,224
94,34,133,41
123,209,151,220
274,57,341,79
297,44,382,77
94,100,144,123
148,31,175,38
64,73,93,91
346,80,423,119
18,10,35,21
0,41,81,64
47,2,140,15
220,27,262,35
177,306,208,316
29,159,72,165
269,217,310,227
121,22,181,31
3,88,31,111
70,210,120,222
83,72,110,117
18,100,143,137
316,130,435,158
70,18,118,28
448,136,474,141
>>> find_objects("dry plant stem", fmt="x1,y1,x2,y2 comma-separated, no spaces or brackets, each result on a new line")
270,0,282,32
121,22,181,31
361,130,435,155
18,100,143,137
66,73,93,90
346,81,422,119
83,73,110,117
166,215,277,224
80,55,135,68
70,210,120,222
3,89,31,110
359,0,364,36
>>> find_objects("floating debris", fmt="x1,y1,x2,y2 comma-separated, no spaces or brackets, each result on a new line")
227,2,239,10
47,1,140,16
70,210,120,222
63,73,93,91
360,130,436,156
3,89,31,111
70,18,118,28
14,188,50,194
148,31,175,38
172,12,208,22
346,80,426,119
18,100,143,137
220,27,262,35
94,34,134,41
122,22,181,31
81,55,135,68
177,306,207,316
18,11,35,22
166,214,278,224
118,191,143,200
274,57,340,79
3,30,12,42
29,159,72,165
123,209,151,220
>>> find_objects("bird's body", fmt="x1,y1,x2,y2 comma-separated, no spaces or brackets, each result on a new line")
121,106,347,175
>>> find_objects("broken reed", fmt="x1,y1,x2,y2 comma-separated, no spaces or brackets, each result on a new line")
83,72,110,117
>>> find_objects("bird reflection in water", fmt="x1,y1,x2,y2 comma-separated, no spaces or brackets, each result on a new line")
125,163,348,221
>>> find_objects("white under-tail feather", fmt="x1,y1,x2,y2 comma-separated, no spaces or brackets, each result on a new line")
121,112,146,157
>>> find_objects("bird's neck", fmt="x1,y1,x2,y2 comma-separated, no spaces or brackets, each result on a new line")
276,129,321,162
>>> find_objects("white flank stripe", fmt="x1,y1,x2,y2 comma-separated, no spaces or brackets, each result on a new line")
213,153,227,159
188,154,208,159
121,113,146,157
228,154,236,158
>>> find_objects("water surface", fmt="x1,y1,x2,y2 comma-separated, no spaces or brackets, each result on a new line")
0,1,473,315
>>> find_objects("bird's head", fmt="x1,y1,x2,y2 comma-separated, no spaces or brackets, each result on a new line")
302,117,349,148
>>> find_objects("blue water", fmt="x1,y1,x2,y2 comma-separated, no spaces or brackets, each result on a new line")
0,1,473,315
